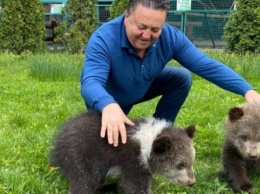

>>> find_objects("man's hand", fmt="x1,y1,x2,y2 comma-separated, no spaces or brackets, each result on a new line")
101,103,135,147
245,90,260,105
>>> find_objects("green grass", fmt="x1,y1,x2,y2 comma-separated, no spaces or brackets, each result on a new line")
0,51,260,193
29,53,84,81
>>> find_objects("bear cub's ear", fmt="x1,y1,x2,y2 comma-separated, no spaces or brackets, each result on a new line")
228,107,244,122
184,125,196,139
152,135,172,154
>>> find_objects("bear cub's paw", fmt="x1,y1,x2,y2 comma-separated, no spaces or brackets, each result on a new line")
233,182,254,193
240,183,254,193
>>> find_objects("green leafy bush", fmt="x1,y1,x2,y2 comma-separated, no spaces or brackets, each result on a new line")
223,0,260,54
0,0,45,54
0,0,7,8
54,0,97,54
108,0,128,20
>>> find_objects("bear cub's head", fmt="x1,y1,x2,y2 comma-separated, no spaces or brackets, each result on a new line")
148,124,196,187
226,105,260,160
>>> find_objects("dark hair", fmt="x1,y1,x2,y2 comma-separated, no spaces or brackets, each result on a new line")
126,0,170,15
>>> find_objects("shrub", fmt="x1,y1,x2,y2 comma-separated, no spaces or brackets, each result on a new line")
54,0,97,54
0,0,7,7
223,0,260,54
0,0,45,54
108,0,128,20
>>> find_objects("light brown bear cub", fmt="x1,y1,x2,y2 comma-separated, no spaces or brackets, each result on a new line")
217,105,260,193
50,111,196,194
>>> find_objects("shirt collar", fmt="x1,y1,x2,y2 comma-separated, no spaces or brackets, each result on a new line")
120,14,132,49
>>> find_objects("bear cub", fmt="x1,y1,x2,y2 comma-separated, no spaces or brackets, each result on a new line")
50,111,196,194
217,105,260,193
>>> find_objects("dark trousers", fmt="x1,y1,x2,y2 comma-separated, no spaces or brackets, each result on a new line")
122,66,192,123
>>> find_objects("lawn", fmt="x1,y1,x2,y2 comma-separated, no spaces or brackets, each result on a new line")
0,50,260,194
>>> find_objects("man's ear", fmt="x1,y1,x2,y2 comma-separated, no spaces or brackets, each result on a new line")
125,10,128,17
152,135,172,154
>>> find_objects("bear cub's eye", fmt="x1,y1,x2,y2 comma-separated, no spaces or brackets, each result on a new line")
177,163,185,169
240,135,248,141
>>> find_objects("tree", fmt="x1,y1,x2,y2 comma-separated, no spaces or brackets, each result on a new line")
0,0,45,54
108,0,128,20
223,0,260,54
54,0,97,54
0,0,7,7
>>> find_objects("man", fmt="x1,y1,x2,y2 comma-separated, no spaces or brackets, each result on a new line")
81,0,260,147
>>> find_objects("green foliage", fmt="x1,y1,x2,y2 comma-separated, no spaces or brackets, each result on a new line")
0,0,7,7
108,0,128,20
0,0,45,54
54,0,97,54
1,51,260,193
223,0,260,54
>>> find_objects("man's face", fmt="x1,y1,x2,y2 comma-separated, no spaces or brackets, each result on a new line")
124,4,167,53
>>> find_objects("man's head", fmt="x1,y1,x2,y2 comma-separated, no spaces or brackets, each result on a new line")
126,0,170,14
124,0,170,56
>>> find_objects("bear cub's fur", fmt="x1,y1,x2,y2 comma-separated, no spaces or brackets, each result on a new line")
217,105,260,193
50,111,196,194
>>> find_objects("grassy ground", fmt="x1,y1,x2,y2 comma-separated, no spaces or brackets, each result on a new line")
0,51,260,193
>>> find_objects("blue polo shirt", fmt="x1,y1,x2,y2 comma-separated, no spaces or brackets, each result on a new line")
80,14,253,112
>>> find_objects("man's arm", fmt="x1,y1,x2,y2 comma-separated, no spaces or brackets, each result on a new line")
81,29,135,146
170,29,254,97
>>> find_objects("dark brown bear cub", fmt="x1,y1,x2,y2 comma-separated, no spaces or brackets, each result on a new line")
217,105,260,193
50,111,196,194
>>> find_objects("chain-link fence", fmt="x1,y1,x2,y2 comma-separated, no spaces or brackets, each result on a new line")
96,0,112,25
96,0,235,49
167,0,235,48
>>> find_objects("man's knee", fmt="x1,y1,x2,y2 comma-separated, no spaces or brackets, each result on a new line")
179,68,192,90
167,66,192,91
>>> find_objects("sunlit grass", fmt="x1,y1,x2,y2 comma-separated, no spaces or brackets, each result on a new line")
29,53,84,81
